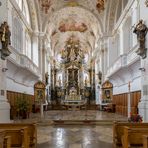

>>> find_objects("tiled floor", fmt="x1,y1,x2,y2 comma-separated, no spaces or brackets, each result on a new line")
14,110,127,148
37,125,113,148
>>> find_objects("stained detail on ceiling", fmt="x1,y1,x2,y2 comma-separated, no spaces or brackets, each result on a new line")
38,0,51,14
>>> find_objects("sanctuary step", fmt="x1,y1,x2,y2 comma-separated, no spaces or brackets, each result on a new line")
52,119,125,125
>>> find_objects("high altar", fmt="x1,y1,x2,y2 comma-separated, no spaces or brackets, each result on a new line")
50,35,95,107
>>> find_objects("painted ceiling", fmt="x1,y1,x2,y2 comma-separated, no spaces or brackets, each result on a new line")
35,0,118,64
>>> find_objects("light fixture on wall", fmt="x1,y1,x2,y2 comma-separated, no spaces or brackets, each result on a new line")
139,67,145,72
2,68,8,72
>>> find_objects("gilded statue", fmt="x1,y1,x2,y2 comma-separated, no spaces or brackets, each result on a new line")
133,20,148,59
84,76,89,87
61,37,84,64
0,21,11,60
0,22,11,49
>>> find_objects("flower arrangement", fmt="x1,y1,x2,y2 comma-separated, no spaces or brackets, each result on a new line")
128,114,143,122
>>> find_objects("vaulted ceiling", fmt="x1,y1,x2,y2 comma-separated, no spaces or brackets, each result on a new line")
33,0,122,64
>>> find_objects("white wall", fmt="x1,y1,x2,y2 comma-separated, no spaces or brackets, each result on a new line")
104,0,144,95
7,78,34,94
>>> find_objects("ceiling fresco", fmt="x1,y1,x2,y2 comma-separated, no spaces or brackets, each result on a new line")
35,0,118,65
58,18,87,33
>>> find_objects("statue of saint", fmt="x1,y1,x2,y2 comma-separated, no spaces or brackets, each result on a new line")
0,22,11,49
133,20,148,59
57,76,62,87
85,76,89,86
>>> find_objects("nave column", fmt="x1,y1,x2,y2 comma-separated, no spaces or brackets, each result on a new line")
0,59,10,122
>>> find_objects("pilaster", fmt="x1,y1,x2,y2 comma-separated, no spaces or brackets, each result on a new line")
138,59,148,121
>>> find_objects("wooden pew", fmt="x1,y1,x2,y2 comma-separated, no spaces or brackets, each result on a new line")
0,130,5,148
122,126,148,148
0,123,37,148
4,136,11,148
0,130,11,148
143,135,148,148
113,121,148,147
1,128,28,148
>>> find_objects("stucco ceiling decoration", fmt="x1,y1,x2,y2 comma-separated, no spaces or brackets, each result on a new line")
58,18,88,32
36,0,109,66
96,0,105,13
38,0,51,14
64,0,80,7
46,6,101,58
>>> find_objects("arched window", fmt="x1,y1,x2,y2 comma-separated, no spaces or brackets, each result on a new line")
15,0,22,10
25,32,32,59
116,1,122,23
22,0,30,24
15,0,30,24
12,17,23,52
123,17,132,53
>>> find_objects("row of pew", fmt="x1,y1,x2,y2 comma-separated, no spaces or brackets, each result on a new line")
0,123,37,148
113,121,148,148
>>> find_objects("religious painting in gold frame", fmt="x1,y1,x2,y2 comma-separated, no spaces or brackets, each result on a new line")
34,81,46,103
102,80,113,101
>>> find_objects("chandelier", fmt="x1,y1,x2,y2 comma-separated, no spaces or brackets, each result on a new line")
38,0,50,14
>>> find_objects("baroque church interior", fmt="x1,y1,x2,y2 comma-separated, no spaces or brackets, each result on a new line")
0,0,148,147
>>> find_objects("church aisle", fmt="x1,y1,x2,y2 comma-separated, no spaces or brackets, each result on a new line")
37,125,113,148
34,110,127,148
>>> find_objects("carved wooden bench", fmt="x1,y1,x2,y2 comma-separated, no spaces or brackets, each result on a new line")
0,123,37,148
0,127,29,148
122,126,148,148
143,135,148,148
113,121,148,147
0,129,11,148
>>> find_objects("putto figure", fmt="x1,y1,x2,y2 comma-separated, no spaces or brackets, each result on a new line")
133,20,148,59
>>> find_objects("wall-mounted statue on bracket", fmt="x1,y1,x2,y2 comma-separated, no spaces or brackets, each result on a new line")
133,20,148,59
145,0,148,7
0,21,11,60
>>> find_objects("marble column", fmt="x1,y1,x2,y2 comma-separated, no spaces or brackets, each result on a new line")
138,59,148,122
